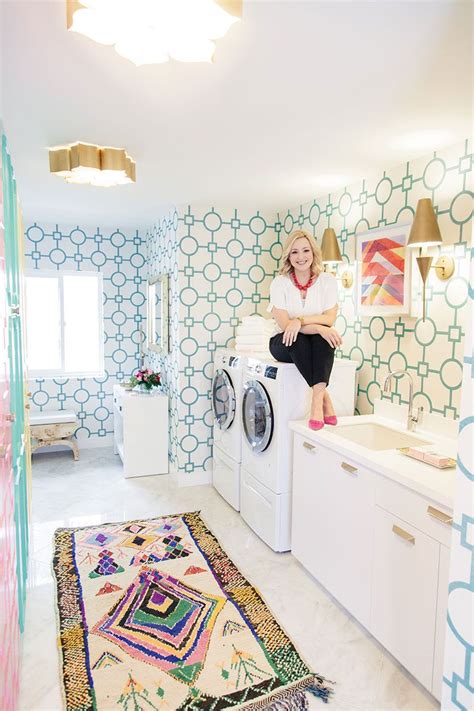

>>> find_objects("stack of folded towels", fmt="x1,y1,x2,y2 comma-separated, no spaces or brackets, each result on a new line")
235,315,276,354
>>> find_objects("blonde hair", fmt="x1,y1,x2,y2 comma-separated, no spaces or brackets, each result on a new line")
279,229,323,278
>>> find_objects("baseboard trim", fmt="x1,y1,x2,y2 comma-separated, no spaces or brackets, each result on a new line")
176,469,212,487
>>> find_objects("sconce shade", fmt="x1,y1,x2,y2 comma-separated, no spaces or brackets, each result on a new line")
321,228,343,263
407,198,443,248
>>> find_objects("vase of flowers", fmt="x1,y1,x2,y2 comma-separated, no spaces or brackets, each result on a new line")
130,368,161,393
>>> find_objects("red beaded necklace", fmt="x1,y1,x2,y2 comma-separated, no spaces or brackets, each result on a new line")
291,270,315,293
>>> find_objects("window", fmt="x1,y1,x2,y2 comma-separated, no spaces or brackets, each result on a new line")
25,270,104,378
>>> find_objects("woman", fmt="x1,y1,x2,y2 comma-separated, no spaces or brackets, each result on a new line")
267,229,342,430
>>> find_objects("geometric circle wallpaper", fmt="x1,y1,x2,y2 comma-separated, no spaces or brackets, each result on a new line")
25,224,146,444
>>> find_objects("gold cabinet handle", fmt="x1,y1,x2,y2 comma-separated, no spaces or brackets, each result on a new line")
5,413,15,422
26,391,32,397
392,524,415,544
25,403,31,409
303,441,316,452
341,462,358,475
427,506,453,526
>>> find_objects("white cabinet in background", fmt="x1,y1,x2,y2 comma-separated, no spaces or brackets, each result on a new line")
291,433,452,701
113,384,169,478
292,434,375,628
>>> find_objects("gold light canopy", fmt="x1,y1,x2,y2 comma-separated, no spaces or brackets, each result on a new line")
66,0,243,65
49,143,136,187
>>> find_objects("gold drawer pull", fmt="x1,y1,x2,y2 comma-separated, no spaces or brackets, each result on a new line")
341,462,358,475
427,506,453,526
303,441,316,452
392,524,415,544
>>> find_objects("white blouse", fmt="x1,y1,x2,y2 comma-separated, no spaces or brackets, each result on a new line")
267,272,339,330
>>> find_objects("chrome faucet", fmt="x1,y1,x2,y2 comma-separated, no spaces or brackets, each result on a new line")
383,370,423,432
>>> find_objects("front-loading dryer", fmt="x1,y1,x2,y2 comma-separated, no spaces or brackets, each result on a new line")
211,349,246,511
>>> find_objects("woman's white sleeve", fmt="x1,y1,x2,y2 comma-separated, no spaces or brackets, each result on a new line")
323,274,339,310
266,278,287,313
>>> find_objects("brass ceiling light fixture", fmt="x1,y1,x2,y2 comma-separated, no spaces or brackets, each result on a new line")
66,0,243,65
321,228,353,289
407,198,455,321
49,142,136,187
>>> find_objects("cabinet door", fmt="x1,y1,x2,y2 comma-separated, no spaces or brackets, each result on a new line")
371,506,439,691
325,450,375,627
292,435,335,589
292,436,374,627
432,544,450,700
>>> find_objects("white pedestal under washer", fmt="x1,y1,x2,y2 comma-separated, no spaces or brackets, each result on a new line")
211,349,247,511
240,356,358,551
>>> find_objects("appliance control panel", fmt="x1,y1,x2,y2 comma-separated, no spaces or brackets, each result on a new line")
264,366,278,380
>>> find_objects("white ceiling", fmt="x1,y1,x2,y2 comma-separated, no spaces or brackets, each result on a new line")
1,0,472,228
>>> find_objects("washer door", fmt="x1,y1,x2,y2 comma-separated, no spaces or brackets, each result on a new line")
212,369,236,430
242,380,274,453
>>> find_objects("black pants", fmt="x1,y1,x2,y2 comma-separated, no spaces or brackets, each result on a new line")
269,332,335,387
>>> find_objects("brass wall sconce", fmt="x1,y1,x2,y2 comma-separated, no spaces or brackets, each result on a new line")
407,198,455,321
321,227,354,289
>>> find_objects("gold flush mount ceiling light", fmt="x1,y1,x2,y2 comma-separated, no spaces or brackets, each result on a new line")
66,0,242,65
49,143,136,187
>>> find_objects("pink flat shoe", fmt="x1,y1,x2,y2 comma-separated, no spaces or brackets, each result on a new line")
308,419,325,431
324,416,338,426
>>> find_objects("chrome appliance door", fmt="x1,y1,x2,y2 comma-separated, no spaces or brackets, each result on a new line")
212,369,236,430
242,380,274,453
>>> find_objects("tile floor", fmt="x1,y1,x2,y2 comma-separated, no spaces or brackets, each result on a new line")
20,448,439,710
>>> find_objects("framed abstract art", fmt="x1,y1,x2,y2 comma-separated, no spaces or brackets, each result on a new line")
356,223,412,316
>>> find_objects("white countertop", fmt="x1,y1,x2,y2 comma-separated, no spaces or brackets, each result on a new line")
289,406,458,510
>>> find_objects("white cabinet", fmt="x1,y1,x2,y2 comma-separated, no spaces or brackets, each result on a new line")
433,544,450,700
292,434,374,627
113,384,169,478
291,432,452,701
371,507,439,691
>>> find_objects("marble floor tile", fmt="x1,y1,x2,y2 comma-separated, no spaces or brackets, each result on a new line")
19,448,440,711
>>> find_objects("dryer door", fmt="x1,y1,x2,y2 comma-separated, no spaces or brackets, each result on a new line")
242,380,274,453
212,369,236,430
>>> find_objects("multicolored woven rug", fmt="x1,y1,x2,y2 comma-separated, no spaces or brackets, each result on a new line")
53,511,333,710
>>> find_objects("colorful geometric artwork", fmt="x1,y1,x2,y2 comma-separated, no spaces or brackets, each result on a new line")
53,512,333,709
356,224,412,316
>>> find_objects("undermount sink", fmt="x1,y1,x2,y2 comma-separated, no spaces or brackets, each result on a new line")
334,422,432,451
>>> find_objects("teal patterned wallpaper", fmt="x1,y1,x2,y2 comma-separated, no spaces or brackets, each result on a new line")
442,247,473,711
147,140,471,478
146,207,279,477
280,140,472,419
24,223,146,447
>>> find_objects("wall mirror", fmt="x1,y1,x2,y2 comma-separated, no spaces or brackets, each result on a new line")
147,274,169,355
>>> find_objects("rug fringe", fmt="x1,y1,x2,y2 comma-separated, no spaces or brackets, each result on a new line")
261,688,309,710
245,674,335,710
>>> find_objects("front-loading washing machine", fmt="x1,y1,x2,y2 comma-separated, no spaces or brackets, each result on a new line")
211,349,246,511
240,356,358,551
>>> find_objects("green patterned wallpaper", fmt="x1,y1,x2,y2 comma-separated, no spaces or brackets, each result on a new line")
280,140,472,417
147,141,472,476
